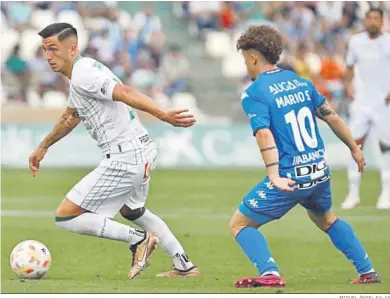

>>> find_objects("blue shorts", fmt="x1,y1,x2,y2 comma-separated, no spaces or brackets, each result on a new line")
239,175,332,225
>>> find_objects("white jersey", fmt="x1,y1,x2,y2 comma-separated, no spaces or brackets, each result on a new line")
346,32,390,108
68,57,155,162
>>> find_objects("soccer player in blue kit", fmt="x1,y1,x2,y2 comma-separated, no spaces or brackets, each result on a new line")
229,25,381,288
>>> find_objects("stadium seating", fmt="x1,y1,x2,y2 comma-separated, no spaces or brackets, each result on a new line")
221,52,247,79
4,1,377,120
57,10,85,31
104,1,118,8
1,69,20,97
1,84,8,104
118,10,132,28
57,10,89,52
30,9,56,31
231,31,242,52
0,28,20,63
154,92,171,109
42,91,67,108
20,29,42,60
1,11,8,33
205,31,232,58
84,8,132,33
171,92,231,124
304,53,322,76
172,92,211,123
84,17,107,32
357,2,371,19
27,90,42,108
172,92,198,111
77,29,90,53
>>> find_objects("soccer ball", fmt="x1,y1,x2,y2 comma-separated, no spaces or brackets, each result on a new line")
10,240,51,279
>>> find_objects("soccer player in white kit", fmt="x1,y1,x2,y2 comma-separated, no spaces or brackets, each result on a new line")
28,23,200,278
343,8,390,210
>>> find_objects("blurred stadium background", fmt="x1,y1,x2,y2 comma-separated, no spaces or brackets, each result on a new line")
1,1,390,293
1,1,390,169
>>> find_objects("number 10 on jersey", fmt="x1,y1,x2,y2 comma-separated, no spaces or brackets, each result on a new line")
285,107,318,152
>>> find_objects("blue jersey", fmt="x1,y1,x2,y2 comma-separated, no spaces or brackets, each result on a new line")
242,69,330,185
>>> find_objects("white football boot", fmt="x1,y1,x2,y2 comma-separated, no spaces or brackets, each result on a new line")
341,194,360,210
376,191,390,210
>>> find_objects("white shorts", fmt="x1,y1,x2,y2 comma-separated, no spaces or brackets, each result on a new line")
67,149,157,218
349,103,390,145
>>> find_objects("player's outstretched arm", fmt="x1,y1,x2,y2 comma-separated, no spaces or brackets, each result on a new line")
112,84,196,128
315,101,365,172
343,67,355,98
29,107,80,177
344,36,355,99
37,107,80,149
255,129,296,192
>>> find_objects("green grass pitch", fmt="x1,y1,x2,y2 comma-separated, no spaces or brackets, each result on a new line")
1,168,390,293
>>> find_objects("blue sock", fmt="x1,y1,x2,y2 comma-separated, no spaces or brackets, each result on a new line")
236,227,279,276
327,219,373,275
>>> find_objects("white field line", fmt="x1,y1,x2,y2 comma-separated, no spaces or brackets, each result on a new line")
2,196,389,222
0,193,217,203
1,209,389,223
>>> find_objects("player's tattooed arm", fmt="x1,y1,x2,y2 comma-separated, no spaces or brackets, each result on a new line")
315,101,337,121
316,102,358,152
316,101,365,171
29,108,80,176
255,129,279,177
255,129,296,192
260,146,277,153
38,107,80,149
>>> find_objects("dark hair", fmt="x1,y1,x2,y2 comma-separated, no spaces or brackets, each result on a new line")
38,23,78,41
236,25,283,65
365,7,383,19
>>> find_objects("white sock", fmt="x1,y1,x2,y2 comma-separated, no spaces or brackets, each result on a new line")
133,209,195,271
261,271,280,277
360,268,375,276
380,151,390,196
56,213,145,245
348,156,361,198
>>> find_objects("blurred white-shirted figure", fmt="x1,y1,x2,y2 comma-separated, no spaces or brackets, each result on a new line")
28,23,200,278
344,8,390,210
